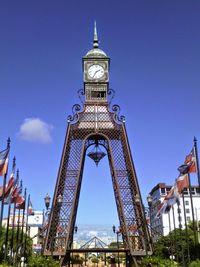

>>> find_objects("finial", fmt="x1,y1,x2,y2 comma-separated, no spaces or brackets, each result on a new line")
93,21,99,48
7,137,11,149
13,156,16,172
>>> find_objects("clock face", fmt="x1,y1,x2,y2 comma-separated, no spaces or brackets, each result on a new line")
88,64,105,79
34,215,40,222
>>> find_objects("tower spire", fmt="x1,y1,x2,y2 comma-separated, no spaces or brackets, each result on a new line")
93,21,99,48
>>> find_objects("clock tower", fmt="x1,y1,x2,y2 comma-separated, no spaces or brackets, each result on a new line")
83,22,109,102
43,23,152,266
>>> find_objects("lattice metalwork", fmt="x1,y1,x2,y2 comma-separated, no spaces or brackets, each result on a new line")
43,102,152,263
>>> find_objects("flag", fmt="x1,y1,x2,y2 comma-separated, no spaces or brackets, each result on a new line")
178,164,190,175
176,173,189,193
156,185,179,218
27,200,34,215
0,148,9,176
4,172,18,204
15,195,25,209
165,185,179,206
185,148,197,173
0,173,15,201
156,200,170,218
11,180,22,204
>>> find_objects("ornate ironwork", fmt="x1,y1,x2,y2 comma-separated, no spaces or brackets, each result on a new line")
67,104,82,123
87,142,106,166
43,101,152,265
77,88,85,105
108,88,115,106
112,104,126,123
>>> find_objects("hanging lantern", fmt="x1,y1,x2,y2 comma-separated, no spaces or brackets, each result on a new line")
87,142,106,166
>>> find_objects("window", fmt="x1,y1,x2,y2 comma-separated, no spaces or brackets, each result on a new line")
186,209,190,214
160,188,166,195
187,217,191,222
183,188,188,195
196,188,200,194
91,91,106,99
191,188,195,195
185,200,189,206
178,216,182,221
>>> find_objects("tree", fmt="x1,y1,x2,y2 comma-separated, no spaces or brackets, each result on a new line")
153,222,200,265
0,226,32,264
140,256,178,267
189,260,200,267
28,255,60,267
91,255,99,265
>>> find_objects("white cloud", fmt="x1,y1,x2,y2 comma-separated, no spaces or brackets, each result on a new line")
18,118,53,144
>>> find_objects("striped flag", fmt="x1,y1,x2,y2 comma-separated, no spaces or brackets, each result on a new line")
176,173,189,193
27,200,34,215
0,172,15,201
156,185,179,217
185,148,197,173
0,148,9,176
16,195,25,209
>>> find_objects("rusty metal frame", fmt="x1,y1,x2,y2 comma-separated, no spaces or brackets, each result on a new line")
43,101,152,265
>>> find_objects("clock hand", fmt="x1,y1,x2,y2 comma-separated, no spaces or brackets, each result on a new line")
93,69,101,78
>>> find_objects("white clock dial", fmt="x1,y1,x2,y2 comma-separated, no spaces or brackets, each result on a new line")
88,64,105,79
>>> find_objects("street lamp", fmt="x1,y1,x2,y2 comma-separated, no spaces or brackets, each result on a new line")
112,225,120,267
135,193,140,204
57,194,63,208
44,193,51,210
147,194,153,235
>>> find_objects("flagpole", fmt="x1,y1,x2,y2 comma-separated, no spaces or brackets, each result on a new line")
188,173,199,258
194,137,200,192
4,157,16,261
10,202,16,265
177,199,186,266
0,138,10,237
182,191,190,264
168,212,174,260
172,206,177,261
4,199,11,261
10,168,19,264
24,194,30,266
20,188,26,266
15,207,21,263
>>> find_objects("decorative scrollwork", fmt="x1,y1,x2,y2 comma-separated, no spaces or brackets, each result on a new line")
77,89,85,105
112,104,126,123
67,104,81,123
108,88,115,106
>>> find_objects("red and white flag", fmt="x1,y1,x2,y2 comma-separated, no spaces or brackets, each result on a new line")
28,200,34,215
185,148,197,173
0,148,9,176
0,172,15,201
15,195,25,209
176,173,189,193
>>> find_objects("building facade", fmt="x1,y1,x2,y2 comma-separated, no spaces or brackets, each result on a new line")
3,210,43,252
148,183,200,241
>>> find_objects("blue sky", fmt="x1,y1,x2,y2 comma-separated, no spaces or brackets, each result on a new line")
0,1,200,226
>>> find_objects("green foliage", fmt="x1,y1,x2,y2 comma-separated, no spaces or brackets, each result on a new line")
0,226,32,264
0,262,11,267
153,226,199,264
70,254,84,264
109,241,124,248
189,260,200,267
91,256,99,264
140,256,178,267
27,255,59,267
